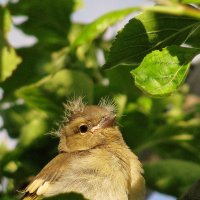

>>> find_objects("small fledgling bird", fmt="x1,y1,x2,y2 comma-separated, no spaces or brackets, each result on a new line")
22,97,145,200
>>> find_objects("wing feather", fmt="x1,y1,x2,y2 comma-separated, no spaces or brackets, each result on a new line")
21,153,71,200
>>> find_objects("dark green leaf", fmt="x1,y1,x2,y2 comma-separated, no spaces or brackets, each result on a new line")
0,195,18,200
1,104,31,138
185,23,200,47
8,0,75,51
144,159,200,197
94,65,140,102
104,12,199,69
131,46,200,97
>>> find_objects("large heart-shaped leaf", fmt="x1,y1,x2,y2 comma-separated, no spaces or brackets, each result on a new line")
104,11,199,69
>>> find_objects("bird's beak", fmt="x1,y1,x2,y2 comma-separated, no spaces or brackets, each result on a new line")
91,114,116,133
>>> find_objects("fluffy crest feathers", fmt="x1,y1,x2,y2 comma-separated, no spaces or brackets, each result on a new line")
98,96,116,113
49,96,116,137
63,96,86,120
63,96,116,120
48,97,86,137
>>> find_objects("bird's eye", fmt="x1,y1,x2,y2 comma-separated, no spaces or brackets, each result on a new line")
79,124,88,133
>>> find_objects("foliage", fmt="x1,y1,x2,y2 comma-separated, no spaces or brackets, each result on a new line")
0,0,200,199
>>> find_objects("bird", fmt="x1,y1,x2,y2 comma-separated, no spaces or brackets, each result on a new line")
21,97,145,200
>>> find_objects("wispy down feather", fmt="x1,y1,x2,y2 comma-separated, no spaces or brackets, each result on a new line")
63,96,86,121
98,96,116,114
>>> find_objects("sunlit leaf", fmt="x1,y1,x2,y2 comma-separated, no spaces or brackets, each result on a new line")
182,0,200,4
131,46,200,97
0,46,22,82
19,111,49,147
0,7,21,82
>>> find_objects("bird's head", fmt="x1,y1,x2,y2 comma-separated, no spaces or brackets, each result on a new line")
58,97,123,153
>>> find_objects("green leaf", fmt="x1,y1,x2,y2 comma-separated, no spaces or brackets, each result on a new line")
0,7,21,82
8,0,75,51
144,159,200,197
0,6,11,36
185,23,200,47
16,82,61,115
71,7,139,48
182,0,200,4
1,104,52,146
120,109,149,150
104,11,199,69
0,142,9,161
0,195,18,200
1,104,30,138
16,69,93,113
1,47,49,98
44,192,87,200
131,46,200,97
142,122,200,162
0,46,22,82
106,65,138,97
19,111,49,147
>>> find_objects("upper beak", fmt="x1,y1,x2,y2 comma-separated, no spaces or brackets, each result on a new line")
91,114,116,132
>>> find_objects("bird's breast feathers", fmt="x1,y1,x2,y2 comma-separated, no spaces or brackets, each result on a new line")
23,149,145,200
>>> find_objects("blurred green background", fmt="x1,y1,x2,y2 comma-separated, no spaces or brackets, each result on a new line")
0,0,200,199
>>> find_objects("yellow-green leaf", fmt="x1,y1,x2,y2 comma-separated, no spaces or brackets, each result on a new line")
131,46,200,97
0,46,22,82
0,6,21,82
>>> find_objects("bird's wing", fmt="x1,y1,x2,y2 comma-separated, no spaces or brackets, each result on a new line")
21,153,70,200
128,154,145,200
